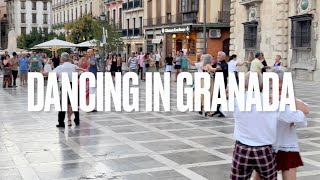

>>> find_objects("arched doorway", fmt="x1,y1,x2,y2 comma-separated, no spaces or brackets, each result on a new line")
176,39,183,52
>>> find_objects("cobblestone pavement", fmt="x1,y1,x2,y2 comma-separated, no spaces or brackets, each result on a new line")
0,76,320,180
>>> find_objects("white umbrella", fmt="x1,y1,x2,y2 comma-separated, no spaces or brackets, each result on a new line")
33,37,77,52
76,39,99,48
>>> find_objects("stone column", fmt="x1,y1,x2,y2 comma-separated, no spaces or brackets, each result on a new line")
275,0,289,66
229,0,236,55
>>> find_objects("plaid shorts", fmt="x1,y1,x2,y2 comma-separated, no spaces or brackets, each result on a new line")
230,141,277,180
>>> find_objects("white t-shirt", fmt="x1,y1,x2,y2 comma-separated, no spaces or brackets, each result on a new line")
221,92,305,146
194,62,203,72
155,54,161,62
273,100,308,152
53,62,78,82
228,60,238,72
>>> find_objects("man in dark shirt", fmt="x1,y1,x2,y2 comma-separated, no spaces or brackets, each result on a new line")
52,54,60,68
213,51,228,117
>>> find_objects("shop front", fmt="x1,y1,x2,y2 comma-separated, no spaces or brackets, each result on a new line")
162,26,197,61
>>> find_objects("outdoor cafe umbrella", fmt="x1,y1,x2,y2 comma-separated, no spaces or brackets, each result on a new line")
76,39,99,48
33,37,77,52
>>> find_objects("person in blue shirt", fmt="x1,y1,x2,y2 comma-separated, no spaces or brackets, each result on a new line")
19,52,29,85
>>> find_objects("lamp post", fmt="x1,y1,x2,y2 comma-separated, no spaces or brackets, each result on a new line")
100,13,107,72
203,0,207,54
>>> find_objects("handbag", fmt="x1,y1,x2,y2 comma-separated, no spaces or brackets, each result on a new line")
3,66,11,77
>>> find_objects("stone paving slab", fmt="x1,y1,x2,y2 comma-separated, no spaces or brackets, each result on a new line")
0,77,319,180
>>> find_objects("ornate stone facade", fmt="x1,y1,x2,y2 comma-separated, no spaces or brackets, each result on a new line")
230,0,320,81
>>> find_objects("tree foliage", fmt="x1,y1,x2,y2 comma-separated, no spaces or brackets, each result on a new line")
64,14,123,52
17,29,65,50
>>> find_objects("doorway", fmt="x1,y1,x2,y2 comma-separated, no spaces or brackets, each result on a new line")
176,39,183,52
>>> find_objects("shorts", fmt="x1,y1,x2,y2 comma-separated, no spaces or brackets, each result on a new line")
275,151,303,171
20,70,28,74
175,65,181,69
30,67,40,72
166,65,173,72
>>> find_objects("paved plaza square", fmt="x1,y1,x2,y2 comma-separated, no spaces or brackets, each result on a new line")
0,78,320,180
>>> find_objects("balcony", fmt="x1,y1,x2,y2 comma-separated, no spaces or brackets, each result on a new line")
122,28,143,37
218,11,230,23
144,14,198,27
239,0,263,5
123,0,143,11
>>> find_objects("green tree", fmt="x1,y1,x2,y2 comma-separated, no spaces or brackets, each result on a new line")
64,14,123,52
17,29,65,50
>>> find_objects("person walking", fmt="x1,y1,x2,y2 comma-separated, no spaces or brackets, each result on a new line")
128,52,138,73
10,52,19,87
250,52,264,74
41,52,85,127
19,52,29,86
155,51,161,72
174,51,183,82
227,54,247,83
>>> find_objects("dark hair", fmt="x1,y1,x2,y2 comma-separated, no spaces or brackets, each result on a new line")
229,54,237,60
118,54,121,57
255,52,262,58
12,52,17,56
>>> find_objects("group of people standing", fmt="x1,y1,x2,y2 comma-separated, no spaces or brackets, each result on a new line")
0,51,60,88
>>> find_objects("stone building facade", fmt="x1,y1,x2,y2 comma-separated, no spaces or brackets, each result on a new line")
52,0,104,33
230,0,320,81
0,0,8,49
143,0,230,61
6,0,52,36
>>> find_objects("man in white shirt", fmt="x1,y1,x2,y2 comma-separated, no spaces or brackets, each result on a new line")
155,51,161,72
222,68,309,180
128,52,138,73
42,52,84,128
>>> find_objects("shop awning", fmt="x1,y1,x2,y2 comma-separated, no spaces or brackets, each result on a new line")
151,39,162,44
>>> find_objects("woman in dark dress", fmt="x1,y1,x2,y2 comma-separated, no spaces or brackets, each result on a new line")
110,54,118,79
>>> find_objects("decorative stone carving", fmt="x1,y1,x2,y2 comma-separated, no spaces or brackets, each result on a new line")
248,6,258,21
297,0,313,14
239,0,263,6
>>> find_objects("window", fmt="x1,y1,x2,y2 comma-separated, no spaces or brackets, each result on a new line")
71,9,73,21
60,12,62,23
21,27,26,35
43,2,47,10
113,9,116,22
32,27,37,32
32,13,37,23
133,18,135,29
80,6,82,16
290,15,312,48
119,8,122,29
243,21,258,49
21,13,26,23
43,14,48,24
76,8,78,18
139,17,142,28
43,28,48,34
67,10,69,22
64,12,65,22
179,0,198,13
21,1,25,9
32,1,36,10
90,2,93,13
85,4,87,14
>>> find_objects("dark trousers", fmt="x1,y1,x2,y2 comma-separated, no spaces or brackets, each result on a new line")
156,61,160,71
12,70,18,86
137,65,143,80
216,79,228,114
58,83,80,125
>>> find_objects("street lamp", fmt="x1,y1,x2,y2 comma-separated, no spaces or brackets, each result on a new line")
100,13,107,72
203,0,207,54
